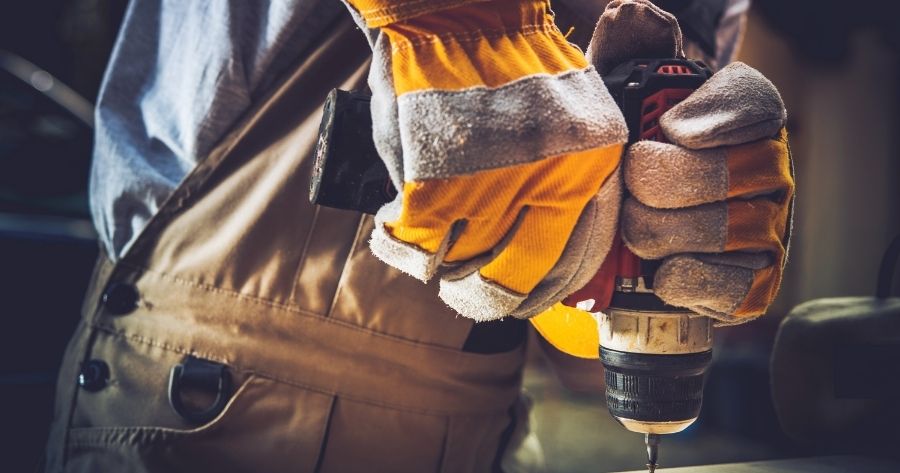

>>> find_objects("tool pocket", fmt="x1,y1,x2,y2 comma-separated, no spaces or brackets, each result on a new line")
314,397,519,473
60,331,334,473
290,205,362,316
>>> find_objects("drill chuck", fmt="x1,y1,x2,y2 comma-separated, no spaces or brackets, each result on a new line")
600,289,714,435
601,342,712,434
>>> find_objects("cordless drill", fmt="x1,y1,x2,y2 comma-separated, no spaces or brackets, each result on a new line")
309,57,713,473
594,57,712,473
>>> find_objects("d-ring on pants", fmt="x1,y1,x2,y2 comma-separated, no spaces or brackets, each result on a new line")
45,15,527,473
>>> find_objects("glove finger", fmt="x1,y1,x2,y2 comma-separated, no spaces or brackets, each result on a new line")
660,62,787,149
513,167,622,319
373,157,546,282
440,204,584,322
655,252,782,322
587,0,683,75
622,196,789,259
625,129,791,208
370,195,459,282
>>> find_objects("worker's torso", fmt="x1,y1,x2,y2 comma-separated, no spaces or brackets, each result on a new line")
47,15,526,473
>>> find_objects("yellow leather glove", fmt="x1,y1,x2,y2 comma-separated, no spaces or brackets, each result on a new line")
344,0,629,321
531,0,794,357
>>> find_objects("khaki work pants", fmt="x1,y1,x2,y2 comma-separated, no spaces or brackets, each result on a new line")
45,15,529,473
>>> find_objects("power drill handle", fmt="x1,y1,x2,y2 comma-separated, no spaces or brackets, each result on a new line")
564,58,712,311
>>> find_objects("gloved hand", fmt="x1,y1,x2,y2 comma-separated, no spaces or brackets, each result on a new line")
343,0,629,321
622,73,792,322
618,23,793,323
531,0,794,357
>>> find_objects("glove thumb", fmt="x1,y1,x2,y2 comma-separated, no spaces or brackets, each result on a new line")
587,0,685,75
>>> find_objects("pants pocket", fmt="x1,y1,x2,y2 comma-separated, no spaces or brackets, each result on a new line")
315,397,448,473
314,397,518,473
59,332,334,473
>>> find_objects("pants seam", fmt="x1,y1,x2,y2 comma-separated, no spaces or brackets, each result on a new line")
88,324,503,417
114,260,471,354
325,214,368,318
289,204,321,304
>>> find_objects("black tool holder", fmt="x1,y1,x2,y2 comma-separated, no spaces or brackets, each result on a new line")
309,89,395,215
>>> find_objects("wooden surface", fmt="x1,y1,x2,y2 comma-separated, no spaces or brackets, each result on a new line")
613,456,900,473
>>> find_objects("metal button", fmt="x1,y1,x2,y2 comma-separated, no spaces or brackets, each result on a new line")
78,360,109,392
102,282,139,315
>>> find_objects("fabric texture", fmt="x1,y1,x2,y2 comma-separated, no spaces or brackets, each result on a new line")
624,78,792,321
560,0,749,70
586,0,684,75
395,69,622,180
47,16,531,471
346,0,488,27
345,0,628,321
660,62,787,148
89,0,344,259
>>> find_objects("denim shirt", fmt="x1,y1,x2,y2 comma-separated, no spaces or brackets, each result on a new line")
90,0,342,259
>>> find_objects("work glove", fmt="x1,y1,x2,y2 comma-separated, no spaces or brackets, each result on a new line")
531,0,794,357
343,0,629,321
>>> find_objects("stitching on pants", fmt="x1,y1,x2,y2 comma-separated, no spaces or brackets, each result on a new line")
115,261,480,354
326,214,369,318
288,204,322,304
89,324,497,417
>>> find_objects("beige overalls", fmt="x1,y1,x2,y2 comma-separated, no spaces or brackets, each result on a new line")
45,16,531,473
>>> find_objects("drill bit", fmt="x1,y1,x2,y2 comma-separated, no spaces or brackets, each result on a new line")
645,433,660,472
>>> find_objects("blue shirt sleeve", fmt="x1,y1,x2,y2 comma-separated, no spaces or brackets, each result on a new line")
90,0,343,259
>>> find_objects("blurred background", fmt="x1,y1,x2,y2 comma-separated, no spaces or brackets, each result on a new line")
0,1,897,472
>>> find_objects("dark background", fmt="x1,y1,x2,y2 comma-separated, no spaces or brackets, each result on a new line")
1,1,124,471
1,1,898,472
